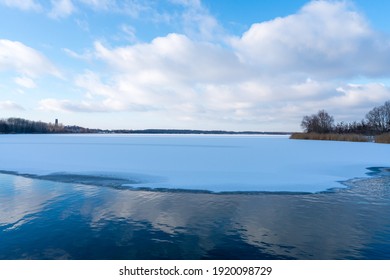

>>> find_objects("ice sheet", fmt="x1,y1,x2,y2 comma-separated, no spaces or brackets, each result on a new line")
0,134,389,192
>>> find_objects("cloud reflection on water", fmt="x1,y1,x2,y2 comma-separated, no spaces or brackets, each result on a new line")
1,173,389,259
72,178,390,259
0,176,64,230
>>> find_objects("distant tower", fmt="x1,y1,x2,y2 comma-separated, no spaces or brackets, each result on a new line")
55,119,58,127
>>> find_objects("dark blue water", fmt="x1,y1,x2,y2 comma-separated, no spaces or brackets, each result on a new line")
0,172,389,260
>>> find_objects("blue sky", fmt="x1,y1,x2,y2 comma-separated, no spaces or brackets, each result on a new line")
1,0,390,131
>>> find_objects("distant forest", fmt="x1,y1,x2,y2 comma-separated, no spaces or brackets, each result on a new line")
0,118,96,134
291,100,390,143
300,100,390,135
0,117,288,135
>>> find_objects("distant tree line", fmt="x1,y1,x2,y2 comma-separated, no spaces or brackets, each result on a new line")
111,129,288,135
301,101,390,135
0,117,290,135
0,118,95,134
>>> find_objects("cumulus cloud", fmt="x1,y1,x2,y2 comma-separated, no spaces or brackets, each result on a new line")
0,39,61,78
232,0,390,78
0,100,25,111
41,1,390,130
94,34,245,81
73,35,250,117
332,83,390,108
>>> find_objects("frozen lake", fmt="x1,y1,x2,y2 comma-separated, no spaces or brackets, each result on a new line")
1,134,390,259
0,134,389,193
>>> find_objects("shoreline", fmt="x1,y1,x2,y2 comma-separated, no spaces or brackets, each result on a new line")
1,167,388,196
290,132,390,143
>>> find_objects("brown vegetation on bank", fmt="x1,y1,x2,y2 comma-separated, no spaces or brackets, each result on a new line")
291,132,390,144
294,100,390,144
290,132,370,142
375,133,390,144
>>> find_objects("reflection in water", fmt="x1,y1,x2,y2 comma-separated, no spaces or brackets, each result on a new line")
0,176,64,230
0,173,389,259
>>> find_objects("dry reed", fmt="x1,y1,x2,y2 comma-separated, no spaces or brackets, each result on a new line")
290,133,369,142
375,133,390,144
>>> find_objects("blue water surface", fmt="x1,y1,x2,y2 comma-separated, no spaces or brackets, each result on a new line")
0,173,389,260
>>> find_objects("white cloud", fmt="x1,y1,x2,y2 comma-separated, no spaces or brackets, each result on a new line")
40,1,390,131
0,100,25,111
46,35,296,129
232,0,390,78
14,76,37,89
0,0,41,11
90,34,248,112
93,34,245,82
332,83,390,108
49,0,76,19
0,39,61,78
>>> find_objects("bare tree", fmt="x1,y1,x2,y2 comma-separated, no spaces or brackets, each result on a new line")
366,101,390,134
301,110,334,133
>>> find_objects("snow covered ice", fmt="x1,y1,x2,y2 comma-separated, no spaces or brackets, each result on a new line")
0,134,389,193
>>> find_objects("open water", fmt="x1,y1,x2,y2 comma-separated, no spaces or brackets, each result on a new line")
0,171,389,259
